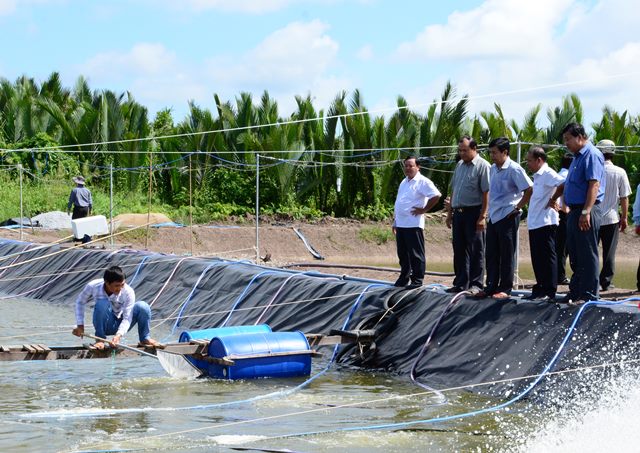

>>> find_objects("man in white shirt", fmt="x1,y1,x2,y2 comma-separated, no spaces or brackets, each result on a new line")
72,266,159,350
392,156,441,287
596,140,632,291
524,147,566,301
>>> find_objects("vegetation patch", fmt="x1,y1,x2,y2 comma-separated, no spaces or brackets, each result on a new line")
358,225,394,245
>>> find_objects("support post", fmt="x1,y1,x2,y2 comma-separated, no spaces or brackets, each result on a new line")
145,151,153,249
109,163,114,246
18,164,23,241
189,154,193,256
515,141,522,289
255,153,260,263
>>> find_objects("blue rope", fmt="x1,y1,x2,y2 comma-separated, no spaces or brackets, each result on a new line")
127,256,150,287
264,296,640,440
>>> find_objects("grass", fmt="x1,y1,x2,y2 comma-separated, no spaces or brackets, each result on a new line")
358,226,394,245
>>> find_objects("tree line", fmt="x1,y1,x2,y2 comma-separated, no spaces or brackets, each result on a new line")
1,72,639,221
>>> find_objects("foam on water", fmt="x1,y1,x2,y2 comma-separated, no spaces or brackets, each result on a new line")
513,369,640,452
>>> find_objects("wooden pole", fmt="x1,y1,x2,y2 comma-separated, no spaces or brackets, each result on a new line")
255,153,260,263
18,164,23,241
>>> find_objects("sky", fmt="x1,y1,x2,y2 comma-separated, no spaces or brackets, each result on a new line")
1,0,639,132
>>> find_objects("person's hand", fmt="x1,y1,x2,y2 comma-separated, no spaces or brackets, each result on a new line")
72,325,84,337
392,225,397,235
445,213,452,229
444,197,451,211
548,199,558,210
579,213,591,231
111,334,122,346
476,217,486,231
620,218,628,232
410,206,425,216
635,225,640,236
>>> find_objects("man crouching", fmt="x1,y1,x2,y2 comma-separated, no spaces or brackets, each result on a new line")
72,266,159,349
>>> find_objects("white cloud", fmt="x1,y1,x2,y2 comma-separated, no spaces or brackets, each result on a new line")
0,0,16,16
356,44,373,61
395,0,573,61
207,20,347,98
72,20,349,118
180,0,293,14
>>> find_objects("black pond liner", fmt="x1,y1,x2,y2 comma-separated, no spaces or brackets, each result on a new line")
1,238,639,399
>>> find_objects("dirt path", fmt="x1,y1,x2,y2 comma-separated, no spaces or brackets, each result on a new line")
2,214,639,297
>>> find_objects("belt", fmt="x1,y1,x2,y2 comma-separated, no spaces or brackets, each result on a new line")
568,201,600,210
452,205,481,213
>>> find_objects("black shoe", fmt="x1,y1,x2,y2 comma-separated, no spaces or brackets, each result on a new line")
407,282,423,289
444,286,463,293
536,295,554,303
557,294,574,304
600,284,614,292
522,294,540,301
394,280,410,287
558,278,570,285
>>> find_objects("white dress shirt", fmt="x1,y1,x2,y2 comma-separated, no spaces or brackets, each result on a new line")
600,160,632,226
75,279,136,336
394,172,441,229
528,163,566,230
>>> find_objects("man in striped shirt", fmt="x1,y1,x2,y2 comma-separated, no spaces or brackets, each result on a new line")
72,266,159,350
595,140,632,291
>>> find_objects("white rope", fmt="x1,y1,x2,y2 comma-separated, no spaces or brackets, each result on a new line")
4,71,639,153
74,354,640,452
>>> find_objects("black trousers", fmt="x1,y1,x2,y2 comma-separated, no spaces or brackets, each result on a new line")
485,213,520,295
556,211,570,283
451,206,485,290
637,258,640,292
598,222,619,290
395,227,425,287
529,225,558,298
72,206,90,220
566,204,601,300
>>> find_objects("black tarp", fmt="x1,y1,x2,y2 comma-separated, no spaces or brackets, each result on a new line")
1,238,639,398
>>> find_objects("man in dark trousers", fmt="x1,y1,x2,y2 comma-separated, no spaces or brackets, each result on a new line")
595,139,631,291
556,153,574,285
550,123,606,305
445,135,491,294
392,156,441,287
476,137,532,299
67,176,93,219
524,147,566,301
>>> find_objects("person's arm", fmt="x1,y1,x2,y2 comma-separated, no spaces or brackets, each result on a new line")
71,284,93,337
620,197,629,232
114,287,136,343
411,195,441,215
549,183,565,210
513,187,533,215
445,193,453,229
579,180,600,231
477,191,488,231
67,190,74,215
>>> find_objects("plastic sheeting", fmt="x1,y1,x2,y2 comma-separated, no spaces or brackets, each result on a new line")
0,238,639,398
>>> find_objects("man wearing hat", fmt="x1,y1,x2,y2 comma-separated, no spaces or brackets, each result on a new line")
597,139,632,291
67,175,93,219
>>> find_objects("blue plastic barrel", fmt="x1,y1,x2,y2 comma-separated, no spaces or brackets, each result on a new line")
207,331,312,380
178,324,272,343
178,325,272,374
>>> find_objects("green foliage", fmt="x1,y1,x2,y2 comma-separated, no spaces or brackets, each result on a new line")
358,225,394,245
1,73,639,222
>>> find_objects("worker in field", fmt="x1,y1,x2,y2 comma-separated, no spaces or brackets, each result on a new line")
67,175,92,219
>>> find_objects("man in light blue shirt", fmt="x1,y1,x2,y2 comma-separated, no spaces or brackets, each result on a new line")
549,123,605,304
476,137,532,299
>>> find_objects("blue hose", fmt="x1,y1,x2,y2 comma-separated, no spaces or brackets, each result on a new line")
263,296,640,440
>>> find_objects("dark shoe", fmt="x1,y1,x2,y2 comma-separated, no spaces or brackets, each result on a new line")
568,298,586,307
467,286,483,296
600,284,615,292
522,294,541,301
407,283,423,289
557,294,574,304
536,295,554,303
394,280,410,287
473,290,491,299
445,286,464,294
558,278,570,285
